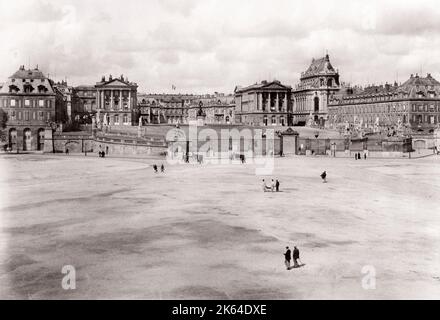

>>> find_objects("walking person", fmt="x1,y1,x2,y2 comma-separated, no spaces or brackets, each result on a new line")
355,153,357,160
293,246,301,267
320,171,327,183
357,152,361,160
153,164,158,173
271,179,275,192
161,164,165,173
284,246,292,270
275,179,280,192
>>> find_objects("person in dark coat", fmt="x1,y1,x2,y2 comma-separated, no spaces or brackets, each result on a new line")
364,153,367,160
355,153,358,160
153,164,158,173
320,171,327,183
284,246,291,270
161,164,165,173
293,246,301,267
275,179,280,192
357,152,361,160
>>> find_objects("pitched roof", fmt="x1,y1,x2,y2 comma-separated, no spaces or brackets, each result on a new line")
10,65,46,80
0,65,55,95
234,80,292,94
301,54,337,79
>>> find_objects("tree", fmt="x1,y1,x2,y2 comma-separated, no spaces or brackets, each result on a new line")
0,109,8,146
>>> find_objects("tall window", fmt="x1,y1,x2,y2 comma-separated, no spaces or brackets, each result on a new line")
123,114,128,124
25,99,30,107
114,115,119,125
314,97,319,112
24,111,29,121
10,99,16,107
39,100,45,107
271,115,276,125
38,111,44,120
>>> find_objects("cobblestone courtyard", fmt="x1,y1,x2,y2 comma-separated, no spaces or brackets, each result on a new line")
1,154,440,299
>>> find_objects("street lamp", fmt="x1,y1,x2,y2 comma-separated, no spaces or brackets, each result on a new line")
47,120,57,153
314,130,320,155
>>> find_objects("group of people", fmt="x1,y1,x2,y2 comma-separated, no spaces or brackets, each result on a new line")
284,246,303,270
262,179,280,192
355,152,367,160
153,164,165,173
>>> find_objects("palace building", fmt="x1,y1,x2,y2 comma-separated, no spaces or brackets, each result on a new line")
292,54,341,126
95,74,138,126
234,80,292,126
327,73,440,133
137,93,235,125
0,65,62,151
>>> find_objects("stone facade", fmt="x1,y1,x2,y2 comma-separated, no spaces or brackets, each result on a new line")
328,74,440,134
0,65,60,151
95,75,138,127
137,93,235,125
234,80,292,126
292,54,341,126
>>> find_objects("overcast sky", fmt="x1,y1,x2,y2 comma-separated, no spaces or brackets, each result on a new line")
1,0,439,94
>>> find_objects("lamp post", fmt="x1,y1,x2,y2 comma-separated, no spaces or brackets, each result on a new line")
47,120,57,153
314,130,320,155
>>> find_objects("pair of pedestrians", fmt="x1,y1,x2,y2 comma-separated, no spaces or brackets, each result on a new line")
284,246,303,270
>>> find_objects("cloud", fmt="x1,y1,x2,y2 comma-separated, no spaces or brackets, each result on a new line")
1,0,440,93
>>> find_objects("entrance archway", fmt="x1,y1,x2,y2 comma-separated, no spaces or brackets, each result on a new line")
8,128,17,150
37,128,45,151
23,128,32,151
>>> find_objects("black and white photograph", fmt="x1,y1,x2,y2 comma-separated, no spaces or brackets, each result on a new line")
0,0,439,307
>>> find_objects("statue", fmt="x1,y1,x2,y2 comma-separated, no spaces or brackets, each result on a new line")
306,112,314,127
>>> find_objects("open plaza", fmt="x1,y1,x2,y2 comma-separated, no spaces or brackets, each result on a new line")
0,153,439,299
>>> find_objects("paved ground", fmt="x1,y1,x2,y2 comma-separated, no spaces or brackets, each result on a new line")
0,153,440,299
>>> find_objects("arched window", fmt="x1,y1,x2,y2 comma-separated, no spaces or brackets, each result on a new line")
314,97,319,112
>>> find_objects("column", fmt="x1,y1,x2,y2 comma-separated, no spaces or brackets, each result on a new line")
110,90,114,110
101,91,104,109
258,93,263,112
267,92,271,112
96,90,100,111
119,90,122,110
255,93,259,111
128,90,131,110
275,92,279,112
283,93,287,112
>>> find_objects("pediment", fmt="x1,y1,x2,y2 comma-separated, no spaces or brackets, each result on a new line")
262,82,291,90
101,79,131,87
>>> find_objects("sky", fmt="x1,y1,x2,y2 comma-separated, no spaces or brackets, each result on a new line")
1,0,440,94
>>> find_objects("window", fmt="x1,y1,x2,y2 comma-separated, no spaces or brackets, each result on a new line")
271,115,277,125
123,114,128,124
47,112,51,120
39,111,44,120
18,112,22,120
25,99,30,107
114,115,119,124
10,99,16,107
39,100,44,107
33,112,36,120
10,110,16,120
24,111,29,121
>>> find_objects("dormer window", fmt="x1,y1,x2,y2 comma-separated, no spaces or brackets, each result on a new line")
9,85,20,93
37,85,47,93
24,84,34,93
